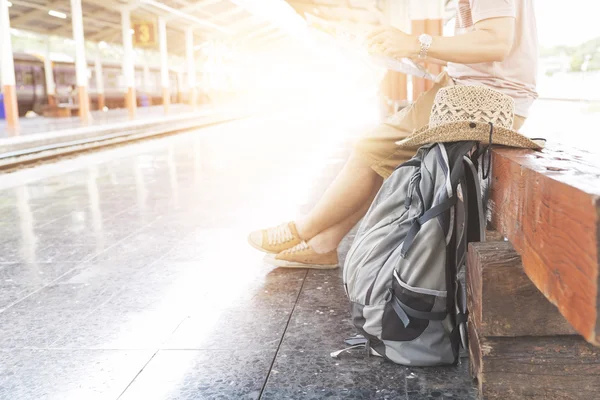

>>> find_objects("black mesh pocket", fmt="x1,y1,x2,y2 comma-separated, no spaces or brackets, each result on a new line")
381,276,444,342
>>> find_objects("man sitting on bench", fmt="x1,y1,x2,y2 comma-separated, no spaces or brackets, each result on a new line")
248,0,538,269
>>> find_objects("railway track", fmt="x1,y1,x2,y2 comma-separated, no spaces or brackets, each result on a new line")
0,112,250,173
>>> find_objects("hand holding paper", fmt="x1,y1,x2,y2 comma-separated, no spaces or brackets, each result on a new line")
366,26,419,61
305,13,435,81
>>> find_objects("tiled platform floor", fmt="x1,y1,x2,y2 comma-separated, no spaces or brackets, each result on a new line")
0,104,223,139
0,104,206,139
0,108,478,399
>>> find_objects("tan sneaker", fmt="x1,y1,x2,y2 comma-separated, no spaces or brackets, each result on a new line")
264,241,339,270
248,221,302,254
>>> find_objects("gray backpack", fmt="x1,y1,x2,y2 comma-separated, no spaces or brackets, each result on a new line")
343,141,488,366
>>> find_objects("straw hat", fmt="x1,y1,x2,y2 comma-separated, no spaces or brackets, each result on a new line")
395,85,542,150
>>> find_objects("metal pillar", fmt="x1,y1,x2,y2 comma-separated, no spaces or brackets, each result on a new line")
44,40,57,107
94,54,105,110
158,17,170,113
70,0,91,123
185,28,197,108
121,9,136,118
1,0,19,134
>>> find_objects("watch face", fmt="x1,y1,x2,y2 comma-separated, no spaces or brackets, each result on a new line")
419,34,432,46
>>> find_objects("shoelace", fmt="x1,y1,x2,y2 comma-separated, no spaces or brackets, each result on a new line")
266,223,294,245
283,241,309,254
330,344,365,358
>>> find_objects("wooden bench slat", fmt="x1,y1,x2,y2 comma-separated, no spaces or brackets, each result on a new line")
489,145,600,345
469,323,600,400
467,240,576,337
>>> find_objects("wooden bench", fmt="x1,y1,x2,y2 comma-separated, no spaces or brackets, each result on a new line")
42,104,80,118
467,144,600,399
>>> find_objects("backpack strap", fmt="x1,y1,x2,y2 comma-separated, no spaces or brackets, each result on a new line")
400,142,477,259
463,156,487,243
388,288,448,328
451,156,488,353
400,195,457,258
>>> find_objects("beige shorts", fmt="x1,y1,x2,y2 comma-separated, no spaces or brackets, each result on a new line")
355,72,525,179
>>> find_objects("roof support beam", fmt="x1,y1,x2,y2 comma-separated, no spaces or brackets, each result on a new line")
10,0,68,26
140,0,231,34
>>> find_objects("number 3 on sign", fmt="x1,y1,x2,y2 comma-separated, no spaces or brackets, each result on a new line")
133,21,156,47
139,24,150,43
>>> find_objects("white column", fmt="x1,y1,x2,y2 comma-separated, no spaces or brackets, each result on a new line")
142,63,150,92
1,0,19,133
158,17,170,113
185,28,197,107
142,62,152,106
70,0,90,122
44,40,56,106
176,70,184,103
94,54,104,110
1,0,16,88
121,9,136,117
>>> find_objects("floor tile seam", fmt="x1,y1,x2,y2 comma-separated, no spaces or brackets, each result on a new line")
116,349,161,400
0,215,160,315
156,347,279,351
42,218,192,348
11,347,288,353
405,364,410,400
258,268,309,400
36,203,138,231
46,288,128,349
0,265,81,315
35,215,75,229
151,314,192,351
0,261,86,265
154,227,203,260
50,248,188,346
1,347,159,352
78,214,167,264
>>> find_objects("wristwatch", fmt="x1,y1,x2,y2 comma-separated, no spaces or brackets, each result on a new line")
418,33,433,59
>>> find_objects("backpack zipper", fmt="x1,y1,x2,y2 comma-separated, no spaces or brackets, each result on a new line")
343,215,394,296
345,209,411,303
362,172,424,305
344,165,421,300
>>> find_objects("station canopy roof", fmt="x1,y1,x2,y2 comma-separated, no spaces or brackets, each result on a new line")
6,0,456,56
6,0,300,55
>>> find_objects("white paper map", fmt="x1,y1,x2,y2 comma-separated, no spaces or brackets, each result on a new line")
305,13,435,81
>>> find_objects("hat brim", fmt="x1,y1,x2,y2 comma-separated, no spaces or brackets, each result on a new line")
395,121,543,150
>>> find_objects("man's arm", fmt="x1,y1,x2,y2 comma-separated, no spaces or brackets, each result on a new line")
427,17,515,63
413,57,448,67
367,17,515,64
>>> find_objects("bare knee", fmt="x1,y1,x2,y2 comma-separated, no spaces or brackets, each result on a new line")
347,151,374,169
346,152,383,187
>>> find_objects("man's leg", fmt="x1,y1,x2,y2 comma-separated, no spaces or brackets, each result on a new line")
295,72,455,245
264,195,377,270
306,175,379,254
295,153,383,241
250,72,454,260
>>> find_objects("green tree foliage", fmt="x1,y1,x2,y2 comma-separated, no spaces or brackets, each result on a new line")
542,37,600,72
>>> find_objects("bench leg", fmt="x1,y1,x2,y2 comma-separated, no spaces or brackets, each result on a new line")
467,237,600,399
